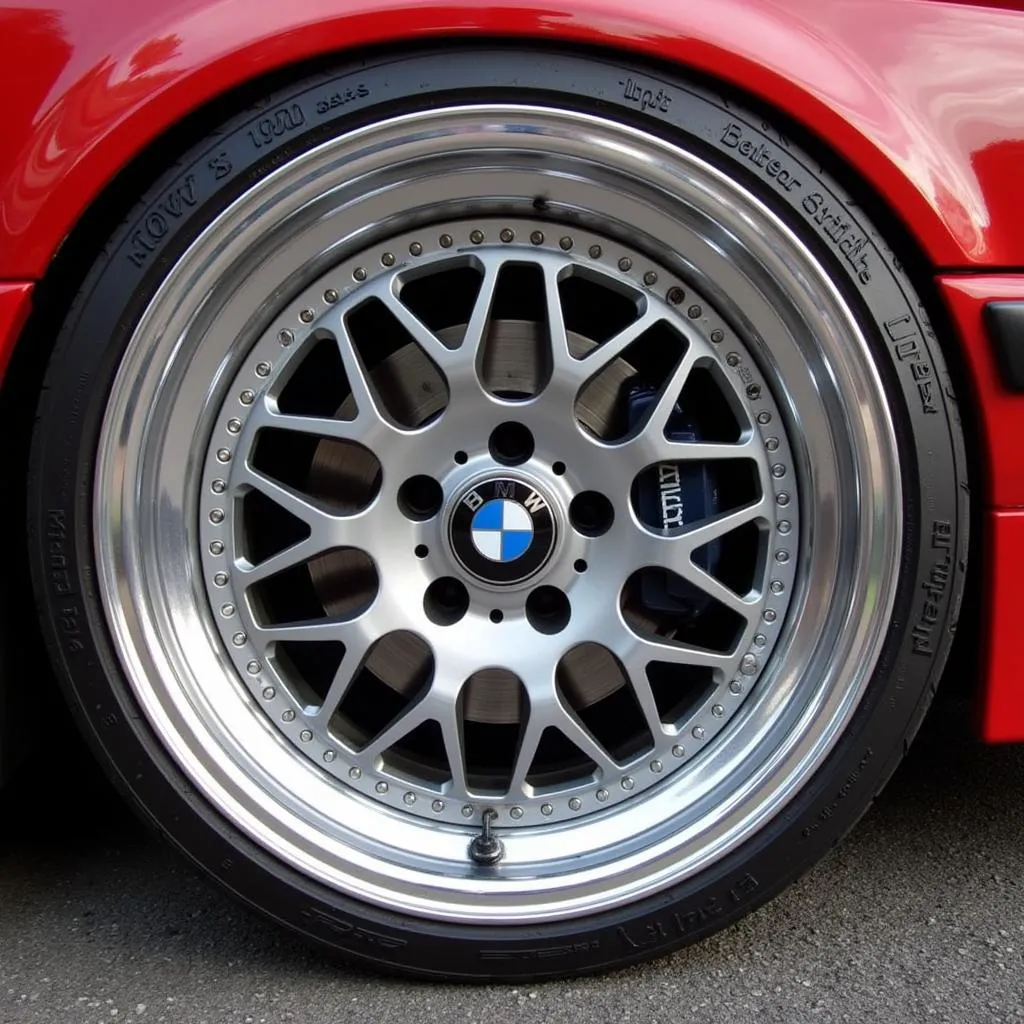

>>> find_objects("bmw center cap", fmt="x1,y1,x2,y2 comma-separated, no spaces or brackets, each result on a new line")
449,478,557,585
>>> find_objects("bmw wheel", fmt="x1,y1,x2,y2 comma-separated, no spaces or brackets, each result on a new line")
29,48,967,979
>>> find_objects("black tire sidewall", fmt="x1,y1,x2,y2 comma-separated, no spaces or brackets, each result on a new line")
28,47,967,980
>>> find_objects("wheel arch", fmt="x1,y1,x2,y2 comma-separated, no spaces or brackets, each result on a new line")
0,6,997,779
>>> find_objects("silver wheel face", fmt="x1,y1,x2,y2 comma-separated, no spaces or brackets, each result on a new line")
95,106,901,923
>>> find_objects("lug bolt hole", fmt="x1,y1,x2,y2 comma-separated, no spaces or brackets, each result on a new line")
424,577,470,626
454,450,468,465
526,586,571,635
573,559,588,573
414,544,429,559
489,609,504,624
398,475,443,521
552,460,566,476
569,491,614,537
488,422,535,466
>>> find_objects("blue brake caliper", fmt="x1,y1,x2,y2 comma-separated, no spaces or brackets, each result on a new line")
627,386,721,623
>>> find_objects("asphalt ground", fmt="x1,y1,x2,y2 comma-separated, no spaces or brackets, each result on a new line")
1,699,1022,1024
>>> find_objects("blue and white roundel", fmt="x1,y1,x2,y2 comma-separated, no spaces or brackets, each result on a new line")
470,499,535,562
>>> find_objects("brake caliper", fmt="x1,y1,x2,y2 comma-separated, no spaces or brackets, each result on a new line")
628,387,721,622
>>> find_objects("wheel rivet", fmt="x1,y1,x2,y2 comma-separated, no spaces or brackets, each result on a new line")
569,797,582,811
324,750,337,763
409,242,423,256
299,309,314,324
710,328,724,342
712,704,725,718
667,287,685,305
643,271,658,286
754,633,767,647
282,709,295,722
461,805,474,818
778,520,792,536
381,252,396,267
255,362,271,378
650,760,663,773
589,244,602,258
211,479,226,494
672,745,685,757
220,603,235,617
726,352,741,367
279,328,295,345
509,806,524,819
403,792,416,805
617,256,632,271
210,509,224,524
560,236,574,251
758,411,772,424
596,789,609,802
300,730,312,742
621,776,635,791
348,766,360,779
692,726,706,740
231,631,245,647
530,231,544,245
729,681,743,695
240,390,256,406
470,230,484,245
766,437,780,452
777,491,791,506
541,803,553,816
440,234,453,248
746,383,761,399
209,541,224,556
262,686,275,700
764,608,778,622
214,572,229,587
216,448,231,463
500,228,515,243
741,654,759,674
432,799,445,813
353,266,368,281
775,549,790,563
770,579,785,594
376,781,388,794
687,304,702,319
246,660,261,674
771,464,786,478
323,289,339,304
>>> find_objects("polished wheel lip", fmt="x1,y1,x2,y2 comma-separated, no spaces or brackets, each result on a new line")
93,104,900,924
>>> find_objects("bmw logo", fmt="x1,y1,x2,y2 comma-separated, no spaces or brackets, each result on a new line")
449,478,557,585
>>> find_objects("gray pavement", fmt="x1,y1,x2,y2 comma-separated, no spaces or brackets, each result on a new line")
1,700,1022,1023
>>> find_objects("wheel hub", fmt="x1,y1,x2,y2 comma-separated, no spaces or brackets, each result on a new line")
449,476,558,585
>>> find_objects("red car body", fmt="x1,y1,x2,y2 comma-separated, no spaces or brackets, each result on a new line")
0,0,1022,742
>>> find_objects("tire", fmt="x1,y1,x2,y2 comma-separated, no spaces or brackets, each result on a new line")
28,47,967,980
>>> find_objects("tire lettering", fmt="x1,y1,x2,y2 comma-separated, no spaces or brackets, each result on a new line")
247,104,306,149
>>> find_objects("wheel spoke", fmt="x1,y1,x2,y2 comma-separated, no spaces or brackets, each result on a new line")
235,535,324,587
314,628,376,718
359,700,433,762
635,346,701,438
379,285,460,371
508,718,543,795
332,318,391,427
250,399,368,445
577,308,662,378
633,499,770,562
626,633,742,675
460,261,502,361
236,463,341,532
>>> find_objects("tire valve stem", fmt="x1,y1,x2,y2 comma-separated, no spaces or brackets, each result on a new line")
468,808,505,866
